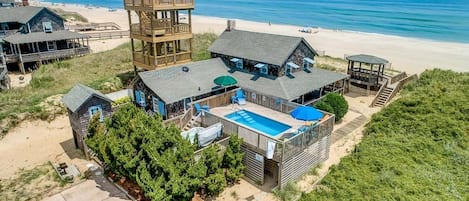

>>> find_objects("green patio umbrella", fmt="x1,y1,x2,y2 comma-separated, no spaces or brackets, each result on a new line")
214,75,237,86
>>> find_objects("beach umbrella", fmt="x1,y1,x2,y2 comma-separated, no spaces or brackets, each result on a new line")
290,106,324,121
214,75,237,86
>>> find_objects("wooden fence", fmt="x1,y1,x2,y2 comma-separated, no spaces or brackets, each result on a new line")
163,107,192,129
389,72,408,84
388,74,418,102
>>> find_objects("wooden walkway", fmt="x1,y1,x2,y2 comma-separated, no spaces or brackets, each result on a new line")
332,114,368,144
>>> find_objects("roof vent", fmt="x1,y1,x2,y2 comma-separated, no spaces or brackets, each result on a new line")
182,66,189,72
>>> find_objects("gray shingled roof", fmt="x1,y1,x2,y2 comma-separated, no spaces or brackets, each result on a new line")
139,58,231,104
0,6,45,23
62,84,112,113
141,58,348,103
3,30,88,44
208,30,317,66
233,68,349,100
346,54,389,64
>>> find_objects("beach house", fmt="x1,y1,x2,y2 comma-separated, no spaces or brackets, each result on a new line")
62,84,113,157
0,6,90,73
124,0,194,70
131,28,348,188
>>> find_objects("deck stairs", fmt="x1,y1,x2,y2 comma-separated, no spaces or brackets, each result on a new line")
183,114,201,131
373,86,394,107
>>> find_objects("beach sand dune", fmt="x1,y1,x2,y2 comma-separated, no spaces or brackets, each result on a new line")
37,2,469,74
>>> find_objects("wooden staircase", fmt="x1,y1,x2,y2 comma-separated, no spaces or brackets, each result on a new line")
182,116,198,131
373,87,394,107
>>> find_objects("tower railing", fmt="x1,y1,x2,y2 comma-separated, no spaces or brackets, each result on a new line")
124,0,194,9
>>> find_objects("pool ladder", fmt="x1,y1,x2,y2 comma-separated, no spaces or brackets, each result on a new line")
237,111,256,124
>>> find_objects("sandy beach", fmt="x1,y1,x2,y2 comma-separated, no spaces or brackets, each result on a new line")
34,1,469,75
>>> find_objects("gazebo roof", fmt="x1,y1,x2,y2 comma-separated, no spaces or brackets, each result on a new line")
346,54,389,65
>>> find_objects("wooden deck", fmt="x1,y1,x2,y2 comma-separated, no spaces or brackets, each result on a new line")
130,23,190,39
132,51,191,70
6,47,91,63
124,0,194,10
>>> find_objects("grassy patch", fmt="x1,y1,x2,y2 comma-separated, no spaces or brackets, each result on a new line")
0,43,133,126
273,182,301,201
301,69,469,200
52,8,89,23
193,32,218,61
0,163,77,201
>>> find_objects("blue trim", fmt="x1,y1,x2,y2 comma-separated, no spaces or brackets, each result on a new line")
88,105,104,122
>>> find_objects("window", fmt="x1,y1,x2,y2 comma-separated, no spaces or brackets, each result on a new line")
88,105,104,122
42,22,53,33
135,90,146,107
47,41,55,51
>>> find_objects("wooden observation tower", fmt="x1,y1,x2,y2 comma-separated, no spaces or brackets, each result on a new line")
124,0,194,70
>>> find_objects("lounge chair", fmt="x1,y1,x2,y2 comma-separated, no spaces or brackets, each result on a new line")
194,103,210,115
232,89,246,105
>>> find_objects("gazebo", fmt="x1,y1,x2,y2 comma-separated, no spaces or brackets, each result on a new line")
346,54,389,95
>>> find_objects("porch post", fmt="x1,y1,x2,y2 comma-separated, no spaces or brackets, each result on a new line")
17,44,25,74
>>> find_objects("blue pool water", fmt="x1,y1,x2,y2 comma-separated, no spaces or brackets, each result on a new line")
46,0,469,43
225,110,291,137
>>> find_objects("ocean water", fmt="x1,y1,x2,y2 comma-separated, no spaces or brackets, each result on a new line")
45,0,469,43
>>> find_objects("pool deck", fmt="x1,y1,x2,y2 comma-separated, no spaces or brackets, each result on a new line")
209,102,306,139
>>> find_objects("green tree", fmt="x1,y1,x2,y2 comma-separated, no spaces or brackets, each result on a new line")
315,93,348,122
222,135,245,184
86,104,206,201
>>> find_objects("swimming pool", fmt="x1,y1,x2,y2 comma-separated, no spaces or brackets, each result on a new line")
225,110,291,137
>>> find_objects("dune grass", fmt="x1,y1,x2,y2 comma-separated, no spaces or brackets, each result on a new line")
0,42,133,133
0,33,219,134
301,69,469,201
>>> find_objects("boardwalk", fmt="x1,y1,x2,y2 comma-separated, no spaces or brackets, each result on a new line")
332,114,368,144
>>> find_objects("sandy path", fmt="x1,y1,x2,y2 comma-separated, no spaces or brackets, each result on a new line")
0,115,88,179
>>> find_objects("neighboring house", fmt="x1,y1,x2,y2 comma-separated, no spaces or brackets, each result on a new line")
0,6,90,73
209,29,317,78
0,0,25,7
62,84,112,156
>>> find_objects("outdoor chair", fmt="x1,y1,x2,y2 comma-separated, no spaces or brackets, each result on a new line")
194,103,210,115
232,89,246,105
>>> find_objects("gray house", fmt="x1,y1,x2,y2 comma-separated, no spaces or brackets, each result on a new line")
62,84,112,155
209,29,318,78
0,6,90,73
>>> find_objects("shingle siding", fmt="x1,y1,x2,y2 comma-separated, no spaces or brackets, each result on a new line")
68,96,112,152
27,9,64,33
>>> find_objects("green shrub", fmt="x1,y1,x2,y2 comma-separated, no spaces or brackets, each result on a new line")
273,182,300,201
315,92,348,122
314,101,334,115
205,171,226,196
222,135,245,184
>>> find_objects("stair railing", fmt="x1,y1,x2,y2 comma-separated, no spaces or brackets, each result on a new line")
370,78,388,107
